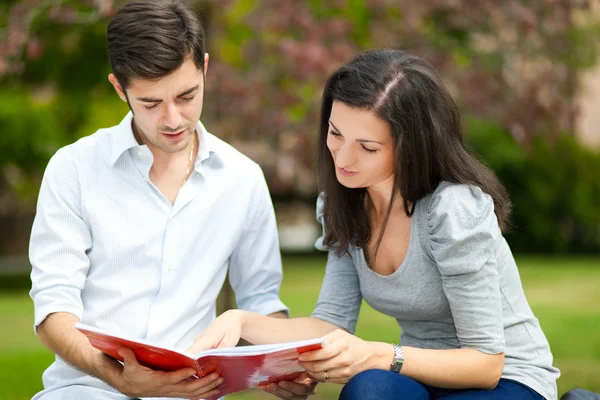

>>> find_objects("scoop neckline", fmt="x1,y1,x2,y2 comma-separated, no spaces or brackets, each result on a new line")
356,203,418,280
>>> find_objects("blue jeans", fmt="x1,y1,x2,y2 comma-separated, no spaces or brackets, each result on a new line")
339,370,544,400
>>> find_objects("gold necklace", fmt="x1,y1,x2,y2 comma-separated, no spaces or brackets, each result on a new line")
182,132,195,185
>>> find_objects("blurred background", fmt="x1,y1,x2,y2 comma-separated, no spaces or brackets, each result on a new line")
1,0,599,399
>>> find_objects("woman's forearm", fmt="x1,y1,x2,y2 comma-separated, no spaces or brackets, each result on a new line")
366,345,504,390
239,311,339,344
236,311,503,390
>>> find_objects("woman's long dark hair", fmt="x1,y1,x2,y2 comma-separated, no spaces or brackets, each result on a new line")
317,49,511,257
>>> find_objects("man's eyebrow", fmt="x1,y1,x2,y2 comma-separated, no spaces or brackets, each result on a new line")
177,84,200,98
328,120,384,145
136,84,200,103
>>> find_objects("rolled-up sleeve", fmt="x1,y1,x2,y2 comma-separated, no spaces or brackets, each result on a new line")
29,148,92,331
427,183,505,354
228,165,288,316
311,195,362,333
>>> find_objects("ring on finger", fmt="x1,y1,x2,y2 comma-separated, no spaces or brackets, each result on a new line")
323,370,329,380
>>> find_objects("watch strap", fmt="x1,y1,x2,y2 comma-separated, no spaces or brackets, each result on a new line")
390,344,404,373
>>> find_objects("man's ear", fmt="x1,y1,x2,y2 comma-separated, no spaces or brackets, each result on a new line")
203,53,209,77
108,74,128,103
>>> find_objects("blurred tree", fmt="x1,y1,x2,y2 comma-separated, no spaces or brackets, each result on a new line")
1,0,599,253
468,116,600,253
0,0,125,254
199,0,600,196
1,1,124,190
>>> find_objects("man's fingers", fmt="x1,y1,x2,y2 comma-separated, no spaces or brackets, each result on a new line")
187,375,224,399
293,372,315,384
278,379,317,395
164,366,200,385
184,372,222,391
161,373,222,399
190,389,220,400
265,383,307,400
117,347,136,363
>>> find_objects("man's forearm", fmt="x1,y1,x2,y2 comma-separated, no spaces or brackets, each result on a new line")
37,312,124,389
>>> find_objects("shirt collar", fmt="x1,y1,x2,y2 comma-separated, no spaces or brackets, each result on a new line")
109,113,223,168
194,120,224,172
110,112,138,166
196,120,215,162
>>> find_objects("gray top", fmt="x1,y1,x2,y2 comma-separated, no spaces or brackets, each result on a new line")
312,182,560,400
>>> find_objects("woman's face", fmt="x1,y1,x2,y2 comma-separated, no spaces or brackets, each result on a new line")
326,101,395,190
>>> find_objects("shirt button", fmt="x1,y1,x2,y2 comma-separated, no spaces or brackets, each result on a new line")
168,263,173,271
143,177,149,182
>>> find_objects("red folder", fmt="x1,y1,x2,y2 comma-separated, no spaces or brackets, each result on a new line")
76,323,324,399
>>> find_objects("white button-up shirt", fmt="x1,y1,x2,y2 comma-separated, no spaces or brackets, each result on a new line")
29,113,288,400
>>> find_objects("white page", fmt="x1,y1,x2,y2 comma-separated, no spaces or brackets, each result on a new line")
193,338,325,358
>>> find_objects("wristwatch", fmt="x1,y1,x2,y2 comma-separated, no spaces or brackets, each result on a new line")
390,344,404,373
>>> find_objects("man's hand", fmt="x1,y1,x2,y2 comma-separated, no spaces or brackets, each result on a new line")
114,348,223,399
260,372,318,400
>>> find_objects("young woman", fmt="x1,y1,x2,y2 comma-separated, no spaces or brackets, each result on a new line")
188,49,560,400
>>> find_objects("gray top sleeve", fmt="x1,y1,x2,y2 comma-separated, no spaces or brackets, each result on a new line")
311,195,362,333
427,183,506,354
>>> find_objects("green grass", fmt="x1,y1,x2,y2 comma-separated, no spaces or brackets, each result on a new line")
1,255,599,399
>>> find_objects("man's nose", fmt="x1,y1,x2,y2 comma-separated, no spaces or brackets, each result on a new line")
163,103,182,130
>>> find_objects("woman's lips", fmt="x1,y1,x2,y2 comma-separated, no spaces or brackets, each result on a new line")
337,166,357,177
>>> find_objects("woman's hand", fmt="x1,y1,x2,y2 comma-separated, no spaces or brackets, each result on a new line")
186,309,245,355
298,329,392,384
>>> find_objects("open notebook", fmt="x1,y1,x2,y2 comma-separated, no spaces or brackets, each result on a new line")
76,323,324,399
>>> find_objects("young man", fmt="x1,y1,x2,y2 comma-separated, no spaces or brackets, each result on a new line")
29,1,315,399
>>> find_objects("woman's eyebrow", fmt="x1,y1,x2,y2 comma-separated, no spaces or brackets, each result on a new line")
329,120,385,144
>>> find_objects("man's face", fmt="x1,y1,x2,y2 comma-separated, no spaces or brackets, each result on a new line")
110,56,207,154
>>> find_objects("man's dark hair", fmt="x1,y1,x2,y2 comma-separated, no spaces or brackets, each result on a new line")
107,0,206,89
